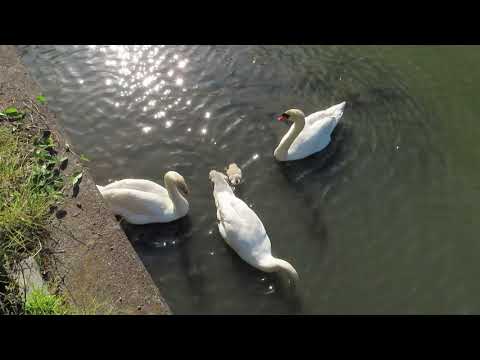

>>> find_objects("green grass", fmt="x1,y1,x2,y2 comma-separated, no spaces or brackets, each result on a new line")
0,111,68,314
25,286,112,315
0,126,63,260
0,105,102,315
25,287,67,315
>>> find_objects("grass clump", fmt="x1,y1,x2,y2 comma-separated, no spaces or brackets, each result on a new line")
25,287,67,315
25,287,111,315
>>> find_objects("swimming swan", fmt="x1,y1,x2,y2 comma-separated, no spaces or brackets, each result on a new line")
209,170,299,285
274,102,346,161
97,171,189,224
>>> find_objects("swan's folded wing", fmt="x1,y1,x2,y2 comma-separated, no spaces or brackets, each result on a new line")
101,188,171,216
289,120,333,158
306,109,327,124
215,193,242,225
214,192,272,262
102,179,168,197
228,197,267,239
307,102,345,126
291,104,346,157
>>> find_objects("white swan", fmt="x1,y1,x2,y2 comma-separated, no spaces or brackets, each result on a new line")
97,171,189,224
209,170,299,285
274,102,346,161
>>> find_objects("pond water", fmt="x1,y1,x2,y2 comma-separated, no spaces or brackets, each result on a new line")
18,45,480,314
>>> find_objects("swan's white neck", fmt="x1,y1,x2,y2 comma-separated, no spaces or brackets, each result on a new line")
274,117,305,161
165,178,189,216
212,177,233,195
259,256,299,286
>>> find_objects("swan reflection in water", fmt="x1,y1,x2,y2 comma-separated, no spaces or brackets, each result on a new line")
121,215,209,311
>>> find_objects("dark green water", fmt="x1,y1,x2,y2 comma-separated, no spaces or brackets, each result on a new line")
17,45,480,314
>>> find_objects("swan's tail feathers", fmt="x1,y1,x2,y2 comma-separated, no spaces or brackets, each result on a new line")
96,185,105,193
324,101,346,132
332,101,346,122
261,256,299,286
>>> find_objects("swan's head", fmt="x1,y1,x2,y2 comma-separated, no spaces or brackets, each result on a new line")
277,109,305,123
165,171,189,196
209,170,228,184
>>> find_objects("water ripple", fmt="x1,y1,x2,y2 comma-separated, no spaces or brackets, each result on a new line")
18,45,446,314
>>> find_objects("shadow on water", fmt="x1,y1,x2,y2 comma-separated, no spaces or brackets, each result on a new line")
120,216,208,309
342,86,405,110
274,122,352,257
121,215,194,246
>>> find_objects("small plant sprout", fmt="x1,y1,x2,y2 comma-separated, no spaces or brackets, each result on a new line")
2,107,25,120
36,95,46,104
80,154,90,162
